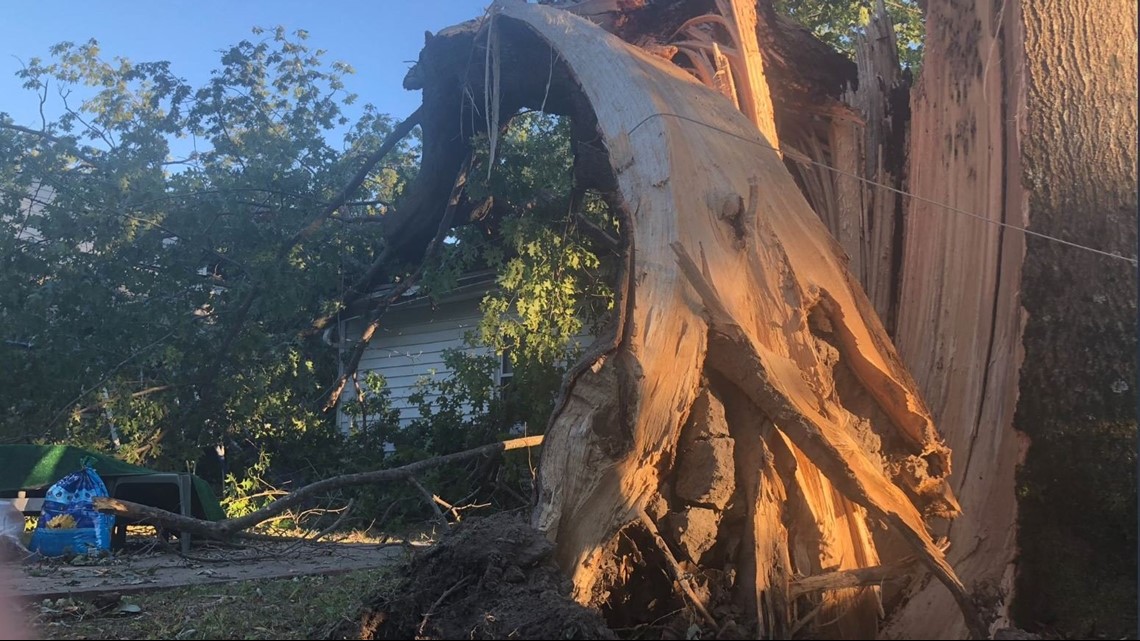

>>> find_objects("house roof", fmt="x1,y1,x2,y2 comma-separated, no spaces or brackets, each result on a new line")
346,268,499,316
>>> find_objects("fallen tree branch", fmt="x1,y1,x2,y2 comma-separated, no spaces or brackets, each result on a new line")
323,154,474,411
428,491,461,522
408,476,449,527
293,107,423,255
93,435,544,540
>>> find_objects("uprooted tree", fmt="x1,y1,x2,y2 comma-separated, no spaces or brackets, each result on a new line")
332,0,1133,638
391,3,984,637
16,0,1135,638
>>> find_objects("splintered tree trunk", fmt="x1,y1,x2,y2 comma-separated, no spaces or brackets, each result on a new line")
881,0,1032,636
478,3,982,637
882,0,1137,637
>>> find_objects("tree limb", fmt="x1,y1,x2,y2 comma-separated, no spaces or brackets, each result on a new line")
291,107,421,246
328,214,389,223
94,435,544,540
0,121,100,167
322,154,473,411
573,211,620,253
306,194,499,338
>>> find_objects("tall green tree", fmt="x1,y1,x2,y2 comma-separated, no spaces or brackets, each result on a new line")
0,29,418,472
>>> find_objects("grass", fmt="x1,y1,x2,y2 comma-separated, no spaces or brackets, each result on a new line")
27,566,396,640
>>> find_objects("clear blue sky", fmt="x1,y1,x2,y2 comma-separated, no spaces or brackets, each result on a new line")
0,0,488,133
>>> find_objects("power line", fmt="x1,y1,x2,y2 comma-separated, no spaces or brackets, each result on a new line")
628,112,1138,266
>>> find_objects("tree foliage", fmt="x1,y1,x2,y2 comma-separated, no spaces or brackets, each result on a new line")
0,29,417,477
420,112,616,367
334,111,618,524
775,0,925,68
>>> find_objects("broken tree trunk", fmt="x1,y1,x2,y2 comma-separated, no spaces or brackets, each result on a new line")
782,0,909,331
884,0,1138,637
438,2,983,637
357,1,1133,637
880,1,1030,636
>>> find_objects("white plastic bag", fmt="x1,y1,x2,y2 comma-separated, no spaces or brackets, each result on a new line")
0,502,21,539
0,500,28,561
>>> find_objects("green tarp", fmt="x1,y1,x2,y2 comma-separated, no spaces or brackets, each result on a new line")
0,444,226,521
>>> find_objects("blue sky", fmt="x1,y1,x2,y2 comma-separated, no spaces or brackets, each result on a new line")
0,0,489,135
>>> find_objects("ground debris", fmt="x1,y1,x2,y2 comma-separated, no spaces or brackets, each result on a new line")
328,512,615,640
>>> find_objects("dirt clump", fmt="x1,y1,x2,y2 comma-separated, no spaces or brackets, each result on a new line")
331,512,616,640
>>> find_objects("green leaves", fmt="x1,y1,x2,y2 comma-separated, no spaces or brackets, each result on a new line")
428,112,615,368
0,28,417,470
775,0,925,69
479,217,606,366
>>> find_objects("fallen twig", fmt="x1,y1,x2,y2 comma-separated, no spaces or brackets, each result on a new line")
418,577,471,638
279,499,356,556
408,477,449,527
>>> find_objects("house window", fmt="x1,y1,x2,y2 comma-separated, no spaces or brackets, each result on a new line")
497,350,513,387
496,351,527,435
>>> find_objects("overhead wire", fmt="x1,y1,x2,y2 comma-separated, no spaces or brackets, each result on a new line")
627,111,1137,267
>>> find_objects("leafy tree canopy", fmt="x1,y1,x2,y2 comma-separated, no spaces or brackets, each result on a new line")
0,28,417,473
0,28,610,499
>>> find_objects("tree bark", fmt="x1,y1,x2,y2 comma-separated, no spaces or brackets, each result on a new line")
884,0,1136,637
1008,0,1136,634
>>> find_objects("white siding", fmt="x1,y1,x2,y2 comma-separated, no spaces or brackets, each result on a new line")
337,293,598,433
338,298,491,431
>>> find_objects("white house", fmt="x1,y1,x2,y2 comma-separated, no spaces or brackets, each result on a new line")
331,270,496,432
332,269,594,434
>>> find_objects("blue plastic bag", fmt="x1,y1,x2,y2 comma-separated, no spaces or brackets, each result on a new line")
29,460,114,557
